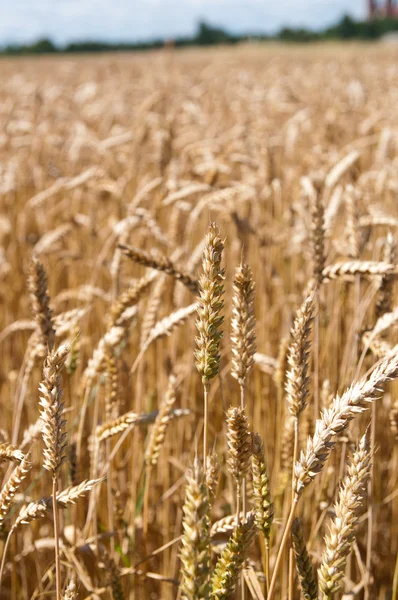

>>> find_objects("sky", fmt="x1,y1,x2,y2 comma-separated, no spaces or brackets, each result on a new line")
0,0,366,45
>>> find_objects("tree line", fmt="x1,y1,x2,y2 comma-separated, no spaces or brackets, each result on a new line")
2,16,398,55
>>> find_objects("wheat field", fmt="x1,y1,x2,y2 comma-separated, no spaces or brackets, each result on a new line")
0,43,398,599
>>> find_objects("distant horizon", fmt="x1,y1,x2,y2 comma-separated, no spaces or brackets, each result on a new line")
0,1,365,46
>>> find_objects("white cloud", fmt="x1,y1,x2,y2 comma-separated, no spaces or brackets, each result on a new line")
0,0,366,45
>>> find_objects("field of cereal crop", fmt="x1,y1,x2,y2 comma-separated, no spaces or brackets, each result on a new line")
1,44,398,599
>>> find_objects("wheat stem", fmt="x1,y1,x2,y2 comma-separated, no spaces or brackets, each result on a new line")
204,383,209,464
313,302,320,422
265,542,270,596
288,418,299,600
0,531,12,591
365,404,376,600
52,476,61,600
392,550,398,600
143,466,152,537
267,495,299,600
240,385,247,518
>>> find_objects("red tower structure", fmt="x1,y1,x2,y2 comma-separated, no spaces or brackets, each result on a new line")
368,0,398,19
368,0,377,18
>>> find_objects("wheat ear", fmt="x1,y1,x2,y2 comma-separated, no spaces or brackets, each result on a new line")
211,513,249,537
68,441,78,486
132,303,197,372
63,578,77,599
252,432,274,592
108,271,156,328
318,434,371,598
322,260,395,282
372,307,398,338
294,347,398,495
210,512,256,599
13,499,49,528
231,262,256,388
56,478,104,507
291,518,317,600
226,407,251,599
118,243,199,293
195,222,224,463
0,452,31,526
144,374,178,468
359,213,398,228
0,444,26,464
28,256,55,349
95,407,190,443
254,352,278,375
134,206,169,246
140,273,168,347
0,475,103,589
39,344,69,474
286,290,315,420
362,330,392,359
226,407,252,522
376,232,395,320
310,186,325,286
180,460,211,600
